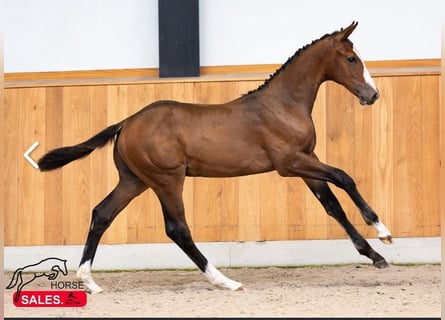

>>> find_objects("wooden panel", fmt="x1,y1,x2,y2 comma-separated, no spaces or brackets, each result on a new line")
238,175,261,241
326,81,357,239
61,87,92,244
44,87,64,244
260,172,288,240
4,88,21,246
3,71,441,246
4,59,440,87
419,76,440,236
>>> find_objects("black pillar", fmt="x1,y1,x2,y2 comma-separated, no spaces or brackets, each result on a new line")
158,0,200,77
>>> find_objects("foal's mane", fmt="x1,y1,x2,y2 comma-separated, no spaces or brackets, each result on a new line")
245,28,343,96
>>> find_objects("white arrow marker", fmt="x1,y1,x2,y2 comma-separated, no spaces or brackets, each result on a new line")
24,141,39,169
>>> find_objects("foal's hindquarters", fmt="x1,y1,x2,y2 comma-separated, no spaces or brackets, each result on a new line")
75,136,245,294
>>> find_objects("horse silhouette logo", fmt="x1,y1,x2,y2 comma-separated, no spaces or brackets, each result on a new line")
6,257,68,302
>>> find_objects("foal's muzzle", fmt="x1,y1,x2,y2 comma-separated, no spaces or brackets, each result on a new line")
359,90,380,105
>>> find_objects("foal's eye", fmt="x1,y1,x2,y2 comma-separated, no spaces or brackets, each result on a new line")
347,56,357,64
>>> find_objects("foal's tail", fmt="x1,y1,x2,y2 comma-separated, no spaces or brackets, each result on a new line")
38,122,123,171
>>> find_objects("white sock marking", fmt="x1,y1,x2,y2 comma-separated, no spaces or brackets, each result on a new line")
77,260,103,294
373,221,392,240
204,263,243,290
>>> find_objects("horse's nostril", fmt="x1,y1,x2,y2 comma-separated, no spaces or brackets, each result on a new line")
372,91,380,102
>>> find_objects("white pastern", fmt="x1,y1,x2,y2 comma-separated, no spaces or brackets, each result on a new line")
204,263,243,291
373,221,392,244
353,48,377,91
77,260,104,294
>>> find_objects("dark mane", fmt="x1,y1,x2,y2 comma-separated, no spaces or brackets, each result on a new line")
245,29,342,96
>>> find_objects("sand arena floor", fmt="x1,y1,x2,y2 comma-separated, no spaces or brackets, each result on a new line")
4,263,440,318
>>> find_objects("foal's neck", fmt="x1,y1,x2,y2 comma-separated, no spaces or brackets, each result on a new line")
261,40,329,114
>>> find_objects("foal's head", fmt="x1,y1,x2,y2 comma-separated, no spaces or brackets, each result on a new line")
325,21,379,105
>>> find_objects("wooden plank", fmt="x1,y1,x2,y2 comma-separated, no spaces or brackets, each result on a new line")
61,86,93,245
220,177,239,241
259,172,288,240
286,177,307,240
18,88,46,245
5,59,440,88
441,61,445,246
238,175,261,241
351,89,374,238
325,81,356,240
4,89,21,245
371,77,394,237
193,177,223,241
44,87,64,244
391,76,422,237
419,76,440,236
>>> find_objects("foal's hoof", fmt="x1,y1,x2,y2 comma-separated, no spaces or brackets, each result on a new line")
85,285,104,295
379,235,393,244
77,270,104,294
80,280,104,295
373,259,390,269
211,279,243,291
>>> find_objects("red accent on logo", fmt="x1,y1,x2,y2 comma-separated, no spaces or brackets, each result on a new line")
13,290,87,307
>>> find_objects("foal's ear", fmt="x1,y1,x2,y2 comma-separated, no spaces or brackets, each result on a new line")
338,21,358,40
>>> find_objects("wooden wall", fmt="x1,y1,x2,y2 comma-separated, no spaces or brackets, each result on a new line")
3,63,441,246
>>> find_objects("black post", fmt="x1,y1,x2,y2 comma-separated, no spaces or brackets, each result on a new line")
158,0,200,77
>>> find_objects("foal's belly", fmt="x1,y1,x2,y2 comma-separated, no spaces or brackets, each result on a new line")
184,153,275,178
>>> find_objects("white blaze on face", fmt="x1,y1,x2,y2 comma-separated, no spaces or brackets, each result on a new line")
353,48,377,92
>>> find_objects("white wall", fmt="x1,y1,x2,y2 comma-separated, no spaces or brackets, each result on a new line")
4,0,443,72
4,0,159,72
5,238,441,271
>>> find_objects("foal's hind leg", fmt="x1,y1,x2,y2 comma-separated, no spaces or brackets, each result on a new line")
77,154,147,293
151,175,243,290
303,178,389,268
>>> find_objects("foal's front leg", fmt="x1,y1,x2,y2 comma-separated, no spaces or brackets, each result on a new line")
277,152,392,244
303,178,389,268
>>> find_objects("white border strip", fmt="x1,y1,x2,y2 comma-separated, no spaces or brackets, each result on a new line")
4,237,440,272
